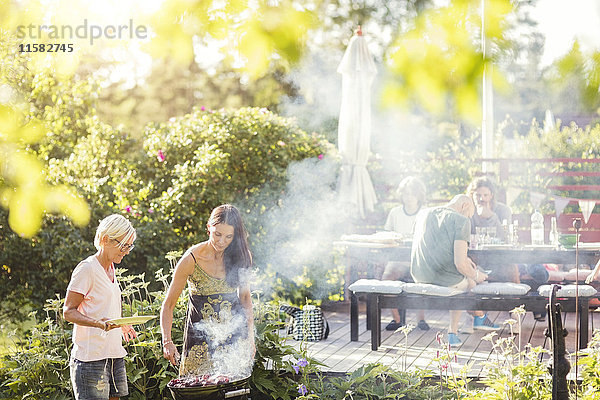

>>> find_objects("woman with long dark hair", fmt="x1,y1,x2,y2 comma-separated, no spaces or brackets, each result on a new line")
160,204,255,378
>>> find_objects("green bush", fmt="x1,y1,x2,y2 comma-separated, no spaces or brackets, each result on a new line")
0,300,72,400
139,106,327,228
578,330,600,398
0,121,137,322
1,106,330,321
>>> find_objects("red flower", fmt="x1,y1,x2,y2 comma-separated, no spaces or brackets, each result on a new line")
157,150,165,162
436,332,443,344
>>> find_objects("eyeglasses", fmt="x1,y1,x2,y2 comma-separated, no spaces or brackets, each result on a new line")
112,238,135,252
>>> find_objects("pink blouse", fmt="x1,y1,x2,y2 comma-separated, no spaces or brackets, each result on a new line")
66,255,126,361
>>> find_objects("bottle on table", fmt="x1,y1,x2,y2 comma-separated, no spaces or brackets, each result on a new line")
531,209,545,245
549,216,559,248
512,219,519,246
502,219,509,244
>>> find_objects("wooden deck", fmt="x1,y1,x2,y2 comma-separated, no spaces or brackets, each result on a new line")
291,303,600,378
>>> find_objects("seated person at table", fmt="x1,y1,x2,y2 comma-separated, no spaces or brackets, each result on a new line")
467,176,512,241
467,176,519,283
381,176,428,331
383,176,426,237
411,195,498,346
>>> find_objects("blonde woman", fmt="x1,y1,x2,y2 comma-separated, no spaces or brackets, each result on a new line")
63,214,138,400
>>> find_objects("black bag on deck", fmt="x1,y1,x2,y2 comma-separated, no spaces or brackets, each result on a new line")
280,304,330,341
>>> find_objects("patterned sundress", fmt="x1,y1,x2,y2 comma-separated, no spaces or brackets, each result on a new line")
178,253,250,377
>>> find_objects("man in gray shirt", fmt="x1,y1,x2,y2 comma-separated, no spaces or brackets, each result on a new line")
411,194,498,346
467,176,518,283
467,176,512,241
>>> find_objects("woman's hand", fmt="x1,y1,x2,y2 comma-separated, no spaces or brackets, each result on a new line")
121,324,138,342
97,318,120,332
163,340,180,366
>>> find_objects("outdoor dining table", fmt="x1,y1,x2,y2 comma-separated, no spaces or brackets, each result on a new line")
335,240,600,284
335,239,600,331
468,246,600,266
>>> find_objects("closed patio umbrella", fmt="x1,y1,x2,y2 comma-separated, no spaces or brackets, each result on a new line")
337,28,377,218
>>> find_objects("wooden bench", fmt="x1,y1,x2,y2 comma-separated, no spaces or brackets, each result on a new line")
350,290,595,351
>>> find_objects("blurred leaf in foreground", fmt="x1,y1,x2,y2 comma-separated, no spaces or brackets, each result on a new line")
0,106,90,237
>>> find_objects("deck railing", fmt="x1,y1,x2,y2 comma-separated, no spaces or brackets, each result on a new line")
480,157,600,242
489,157,600,192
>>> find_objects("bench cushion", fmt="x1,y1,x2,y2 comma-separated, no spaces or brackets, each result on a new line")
471,282,531,296
348,279,404,294
538,284,598,297
402,282,465,296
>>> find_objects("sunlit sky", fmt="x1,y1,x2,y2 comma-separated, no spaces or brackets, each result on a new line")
23,0,600,84
535,0,600,65
45,0,600,64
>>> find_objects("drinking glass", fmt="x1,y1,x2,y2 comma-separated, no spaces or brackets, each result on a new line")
476,227,485,246
488,226,497,244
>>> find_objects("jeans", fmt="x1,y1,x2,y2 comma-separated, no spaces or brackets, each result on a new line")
70,358,128,399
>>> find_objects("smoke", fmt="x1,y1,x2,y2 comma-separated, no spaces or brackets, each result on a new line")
370,104,438,187
279,46,437,193
249,42,449,300
280,50,344,142
186,313,253,380
245,44,445,301
249,156,353,299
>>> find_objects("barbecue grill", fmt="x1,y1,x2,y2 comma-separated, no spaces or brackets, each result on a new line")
167,376,250,400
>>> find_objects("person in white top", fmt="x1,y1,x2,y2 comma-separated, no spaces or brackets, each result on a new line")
381,176,429,331
383,176,426,237
63,214,138,400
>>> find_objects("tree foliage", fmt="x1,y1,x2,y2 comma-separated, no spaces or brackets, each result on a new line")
383,0,512,122
0,107,90,237
95,58,300,136
146,0,316,75
548,43,600,119
492,0,547,134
